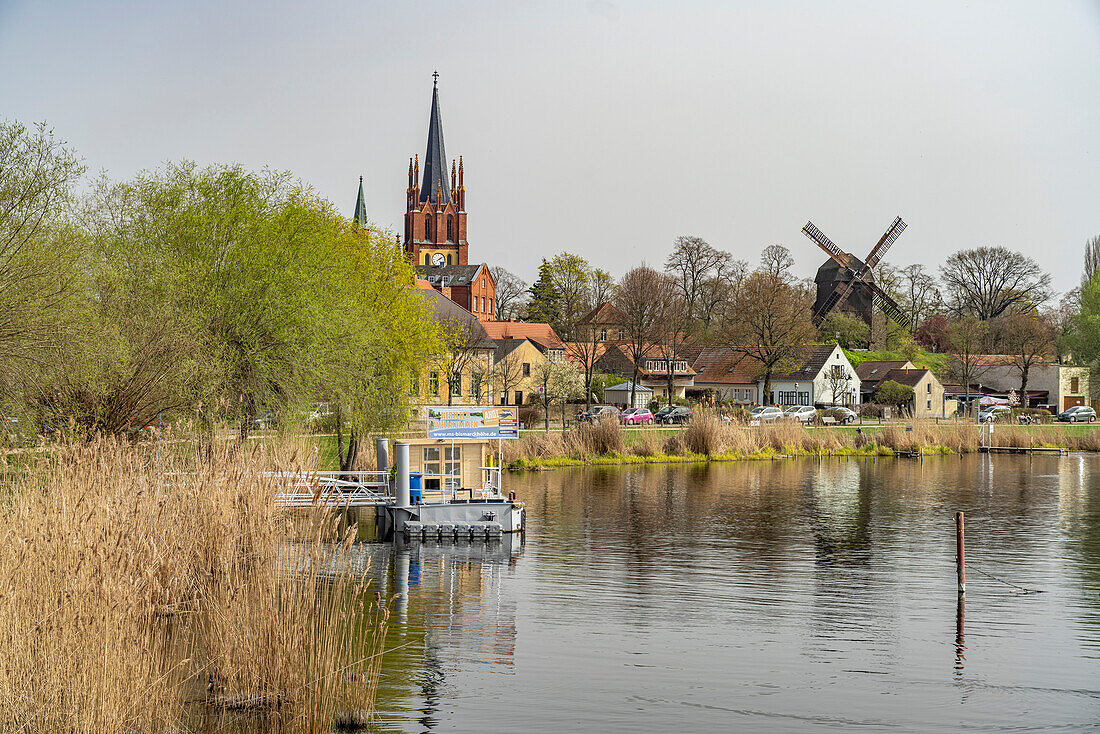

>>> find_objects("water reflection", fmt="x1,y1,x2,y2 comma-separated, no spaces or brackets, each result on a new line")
954,595,965,677
235,456,1100,732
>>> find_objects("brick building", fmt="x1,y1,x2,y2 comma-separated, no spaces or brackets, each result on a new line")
401,76,496,316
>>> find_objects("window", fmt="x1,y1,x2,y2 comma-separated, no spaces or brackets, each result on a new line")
447,254,452,265
447,215,453,241
927,399,932,410
423,446,461,491
471,371,483,401
522,362,531,377
515,390,523,405
1072,377,1080,393
618,329,625,340
450,371,462,396
600,329,608,341
428,371,439,395
425,215,432,241
411,372,420,396
424,253,430,266
488,298,493,314
926,382,931,393
500,391,507,405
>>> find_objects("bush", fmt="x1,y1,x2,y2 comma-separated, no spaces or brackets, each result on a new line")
518,405,541,428
873,380,915,407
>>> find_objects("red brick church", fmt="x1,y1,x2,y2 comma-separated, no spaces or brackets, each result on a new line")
352,75,498,321
404,75,497,321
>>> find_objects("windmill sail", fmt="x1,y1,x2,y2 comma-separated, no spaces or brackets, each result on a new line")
864,216,906,270
802,222,852,269
868,282,912,331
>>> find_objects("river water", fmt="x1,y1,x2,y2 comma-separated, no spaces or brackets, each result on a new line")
364,455,1100,732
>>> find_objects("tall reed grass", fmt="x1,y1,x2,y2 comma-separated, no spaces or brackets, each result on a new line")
0,435,391,733
502,414,1025,466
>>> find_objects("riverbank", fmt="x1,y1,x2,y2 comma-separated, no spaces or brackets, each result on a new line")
502,416,1100,470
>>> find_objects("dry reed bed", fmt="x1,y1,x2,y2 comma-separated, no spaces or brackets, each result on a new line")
0,437,390,734
503,415,1001,465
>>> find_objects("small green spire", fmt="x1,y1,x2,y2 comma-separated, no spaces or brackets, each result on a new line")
352,175,368,227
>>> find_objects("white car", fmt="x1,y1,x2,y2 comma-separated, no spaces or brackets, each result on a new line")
751,406,784,423
978,405,1011,423
783,405,817,423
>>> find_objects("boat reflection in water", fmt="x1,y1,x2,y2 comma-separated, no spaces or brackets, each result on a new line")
355,534,524,732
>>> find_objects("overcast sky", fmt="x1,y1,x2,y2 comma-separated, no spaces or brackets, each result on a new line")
2,1,1098,294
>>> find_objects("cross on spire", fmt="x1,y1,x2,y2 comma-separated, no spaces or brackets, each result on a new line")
432,70,439,86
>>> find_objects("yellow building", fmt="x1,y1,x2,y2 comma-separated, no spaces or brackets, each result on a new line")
491,337,556,406
416,286,496,406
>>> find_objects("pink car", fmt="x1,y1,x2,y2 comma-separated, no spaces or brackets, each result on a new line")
621,408,654,425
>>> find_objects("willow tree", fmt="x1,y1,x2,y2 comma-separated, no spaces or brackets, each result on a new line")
0,120,86,415
322,222,442,471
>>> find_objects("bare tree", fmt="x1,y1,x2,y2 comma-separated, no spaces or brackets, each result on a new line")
489,266,527,321
655,288,692,407
1084,235,1100,286
589,267,616,308
941,247,1052,320
664,235,739,321
993,312,1055,399
614,266,678,408
720,272,816,402
490,347,525,406
759,244,795,281
899,263,941,328
696,256,747,330
438,316,489,406
947,316,990,417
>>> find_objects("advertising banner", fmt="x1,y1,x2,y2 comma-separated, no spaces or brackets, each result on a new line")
425,406,519,439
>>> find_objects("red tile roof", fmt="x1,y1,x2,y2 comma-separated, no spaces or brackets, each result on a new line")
482,321,564,350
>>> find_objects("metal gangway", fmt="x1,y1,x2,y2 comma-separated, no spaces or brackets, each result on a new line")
272,470,393,508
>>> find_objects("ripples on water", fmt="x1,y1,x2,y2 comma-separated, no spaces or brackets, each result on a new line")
357,455,1100,733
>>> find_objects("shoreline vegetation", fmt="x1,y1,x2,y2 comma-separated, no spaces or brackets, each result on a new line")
0,436,390,734
501,414,1100,470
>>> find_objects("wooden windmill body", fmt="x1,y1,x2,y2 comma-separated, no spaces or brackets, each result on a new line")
801,217,912,331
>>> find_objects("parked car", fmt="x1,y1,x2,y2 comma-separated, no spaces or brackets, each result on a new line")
783,405,817,424
659,406,693,424
581,406,621,423
253,410,277,430
1057,405,1096,423
978,405,1012,423
621,408,654,425
750,406,784,423
823,407,857,425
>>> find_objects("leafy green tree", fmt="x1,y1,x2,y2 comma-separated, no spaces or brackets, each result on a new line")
525,259,561,327
1070,276,1100,365
820,312,870,348
873,380,914,407
0,120,86,411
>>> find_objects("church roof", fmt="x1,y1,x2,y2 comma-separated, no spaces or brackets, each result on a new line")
352,176,368,226
415,263,487,285
420,79,451,206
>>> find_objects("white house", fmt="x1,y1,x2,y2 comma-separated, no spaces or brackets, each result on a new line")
761,344,861,407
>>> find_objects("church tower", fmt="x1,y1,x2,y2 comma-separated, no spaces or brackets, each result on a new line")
404,74,468,267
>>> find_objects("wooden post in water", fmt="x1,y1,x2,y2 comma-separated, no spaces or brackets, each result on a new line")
955,511,966,596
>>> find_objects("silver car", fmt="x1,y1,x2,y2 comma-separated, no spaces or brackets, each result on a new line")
751,406,784,423
783,405,817,423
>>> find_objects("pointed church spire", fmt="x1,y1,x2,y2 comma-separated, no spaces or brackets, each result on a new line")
352,176,368,227
419,73,451,205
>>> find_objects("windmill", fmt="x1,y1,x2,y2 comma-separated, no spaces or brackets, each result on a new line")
800,217,912,331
